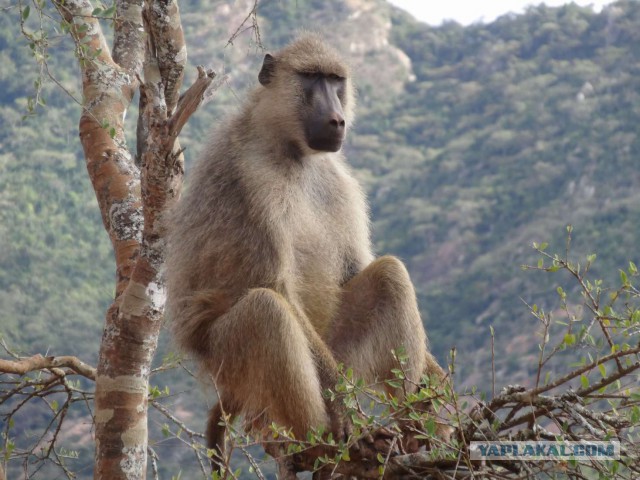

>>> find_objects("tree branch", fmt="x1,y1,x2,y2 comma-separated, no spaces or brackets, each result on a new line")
0,354,96,380
113,0,145,75
167,66,216,140
144,0,186,114
53,0,143,299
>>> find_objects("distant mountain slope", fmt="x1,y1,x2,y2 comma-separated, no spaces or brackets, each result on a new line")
1,0,639,392
378,0,640,384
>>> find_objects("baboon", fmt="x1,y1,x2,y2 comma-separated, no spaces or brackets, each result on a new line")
165,33,447,469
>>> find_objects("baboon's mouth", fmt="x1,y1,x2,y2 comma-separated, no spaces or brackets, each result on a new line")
307,135,344,153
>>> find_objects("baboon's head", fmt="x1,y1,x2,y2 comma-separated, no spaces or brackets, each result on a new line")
256,33,355,154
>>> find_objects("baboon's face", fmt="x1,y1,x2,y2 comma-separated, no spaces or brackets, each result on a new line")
258,53,349,153
298,71,347,152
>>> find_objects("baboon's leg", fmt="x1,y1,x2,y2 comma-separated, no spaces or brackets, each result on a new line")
206,399,240,472
205,288,330,439
329,256,437,386
328,256,449,450
263,442,300,480
206,403,224,468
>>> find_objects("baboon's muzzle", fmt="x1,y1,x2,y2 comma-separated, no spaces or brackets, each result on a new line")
304,78,346,152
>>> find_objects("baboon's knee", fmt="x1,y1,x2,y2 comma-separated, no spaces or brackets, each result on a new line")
241,288,287,314
237,288,298,335
367,255,416,305
371,255,411,281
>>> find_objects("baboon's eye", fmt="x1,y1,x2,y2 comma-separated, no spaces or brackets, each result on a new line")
299,71,320,80
327,73,344,82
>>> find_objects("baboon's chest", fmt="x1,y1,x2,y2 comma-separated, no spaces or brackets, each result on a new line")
291,231,344,335
288,197,345,282
283,180,351,333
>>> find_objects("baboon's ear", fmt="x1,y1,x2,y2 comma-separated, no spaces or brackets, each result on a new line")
258,54,276,86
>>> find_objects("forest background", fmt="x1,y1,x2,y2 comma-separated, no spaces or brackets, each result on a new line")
1,0,639,477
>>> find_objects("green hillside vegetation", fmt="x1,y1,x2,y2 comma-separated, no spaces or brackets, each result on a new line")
1,0,639,477
382,1,640,384
2,0,639,393
0,15,111,361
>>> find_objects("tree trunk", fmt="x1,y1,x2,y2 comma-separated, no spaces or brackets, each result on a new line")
52,0,211,477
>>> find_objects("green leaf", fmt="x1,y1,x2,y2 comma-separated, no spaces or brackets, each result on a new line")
425,417,436,436
620,269,628,285
386,380,401,389
103,5,117,17
564,333,575,346
580,374,589,389
22,5,30,20
598,363,606,378
5,440,15,459
352,415,364,427
611,460,620,475
630,406,640,424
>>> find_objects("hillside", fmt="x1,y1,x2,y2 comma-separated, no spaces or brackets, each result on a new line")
2,0,640,387
382,1,640,384
1,0,640,476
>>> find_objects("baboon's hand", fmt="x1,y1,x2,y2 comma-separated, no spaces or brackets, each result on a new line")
325,398,377,450
349,425,400,462
326,399,352,443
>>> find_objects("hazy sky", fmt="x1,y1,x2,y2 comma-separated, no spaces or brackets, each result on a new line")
387,0,615,25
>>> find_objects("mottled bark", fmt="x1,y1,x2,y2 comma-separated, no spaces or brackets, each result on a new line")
53,0,142,299
52,0,212,478
144,0,186,114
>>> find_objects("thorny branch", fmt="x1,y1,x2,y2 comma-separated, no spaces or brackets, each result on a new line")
2,228,640,480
